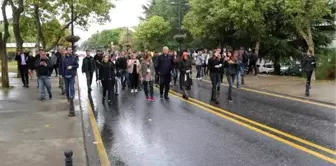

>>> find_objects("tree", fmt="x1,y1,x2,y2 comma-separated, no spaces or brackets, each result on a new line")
119,28,134,51
81,28,125,49
134,16,171,50
0,0,11,88
141,0,190,50
8,0,24,51
25,0,114,51
283,0,331,54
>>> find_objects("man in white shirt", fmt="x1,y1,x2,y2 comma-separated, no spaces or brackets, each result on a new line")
15,49,29,87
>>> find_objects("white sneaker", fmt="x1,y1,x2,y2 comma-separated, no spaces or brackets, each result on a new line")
135,89,138,93
131,89,134,93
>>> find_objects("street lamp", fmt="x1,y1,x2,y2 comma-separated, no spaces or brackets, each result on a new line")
170,0,188,55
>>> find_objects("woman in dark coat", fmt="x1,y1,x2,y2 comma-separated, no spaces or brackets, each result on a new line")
26,51,35,79
223,50,239,102
178,52,193,99
97,55,116,105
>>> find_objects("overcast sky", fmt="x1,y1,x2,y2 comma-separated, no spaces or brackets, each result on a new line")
0,0,151,44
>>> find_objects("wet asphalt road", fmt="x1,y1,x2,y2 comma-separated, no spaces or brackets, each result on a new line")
77,67,335,165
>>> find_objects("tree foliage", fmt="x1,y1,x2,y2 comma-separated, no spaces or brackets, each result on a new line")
134,16,171,50
81,28,125,50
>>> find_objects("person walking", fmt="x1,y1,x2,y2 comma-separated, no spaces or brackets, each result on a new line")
58,49,66,95
140,52,155,101
15,49,29,88
194,49,204,80
152,51,160,86
302,49,316,96
94,50,103,81
178,52,193,99
35,50,52,100
50,51,59,76
111,54,120,95
224,51,239,102
27,51,35,80
207,50,222,104
98,55,116,105
157,46,174,100
247,48,258,76
127,52,141,93
203,49,210,75
116,50,129,90
59,47,78,116
171,51,179,86
82,49,96,92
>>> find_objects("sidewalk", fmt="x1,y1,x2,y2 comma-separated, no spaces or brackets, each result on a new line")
192,70,336,105
0,74,86,166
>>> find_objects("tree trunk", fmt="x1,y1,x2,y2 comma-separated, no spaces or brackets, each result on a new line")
45,16,78,52
33,4,40,49
1,0,10,88
306,26,316,81
255,40,260,56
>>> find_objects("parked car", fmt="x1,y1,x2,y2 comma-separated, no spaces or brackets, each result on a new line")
280,64,302,76
258,63,274,73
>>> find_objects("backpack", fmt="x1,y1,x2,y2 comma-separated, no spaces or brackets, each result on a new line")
242,51,249,63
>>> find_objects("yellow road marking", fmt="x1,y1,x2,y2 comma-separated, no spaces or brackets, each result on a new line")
88,102,111,166
169,90,336,156
167,91,336,164
201,79,336,109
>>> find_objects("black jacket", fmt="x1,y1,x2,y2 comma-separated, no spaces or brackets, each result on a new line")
178,59,192,74
224,60,238,75
55,52,62,66
94,54,103,66
116,56,127,70
82,56,96,73
302,55,316,72
35,57,52,76
249,53,258,63
207,57,221,73
15,53,29,67
157,54,174,75
99,61,116,81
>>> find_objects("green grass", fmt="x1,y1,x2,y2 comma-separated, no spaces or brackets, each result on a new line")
0,61,18,73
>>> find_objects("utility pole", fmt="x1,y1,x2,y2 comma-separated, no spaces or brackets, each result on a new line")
171,0,188,55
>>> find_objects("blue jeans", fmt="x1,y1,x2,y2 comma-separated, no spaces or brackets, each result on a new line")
64,76,75,100
227,74,236,100
196,65,203,78
172,68,178,85
120,69,128,88
38,75,51,99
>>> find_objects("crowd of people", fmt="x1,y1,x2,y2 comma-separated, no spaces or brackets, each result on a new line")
14,45,315,111
80,46,263,105
15,47,78,116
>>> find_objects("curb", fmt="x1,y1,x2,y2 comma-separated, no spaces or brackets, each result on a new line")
241,85,336,107
198,78,336,108
76,76,90,166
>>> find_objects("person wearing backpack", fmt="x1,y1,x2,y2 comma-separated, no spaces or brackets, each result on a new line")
237,47,249,87
247,48,258,76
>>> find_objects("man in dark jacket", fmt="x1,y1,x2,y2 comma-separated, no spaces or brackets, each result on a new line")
157,46,174,99
59,47,78,116
302,49,316,96
35,50,53,100
152,51,159,85
94,50,103,80
116,50,128,89
82,49,96,92
247,48,258,76
15,49,29,87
